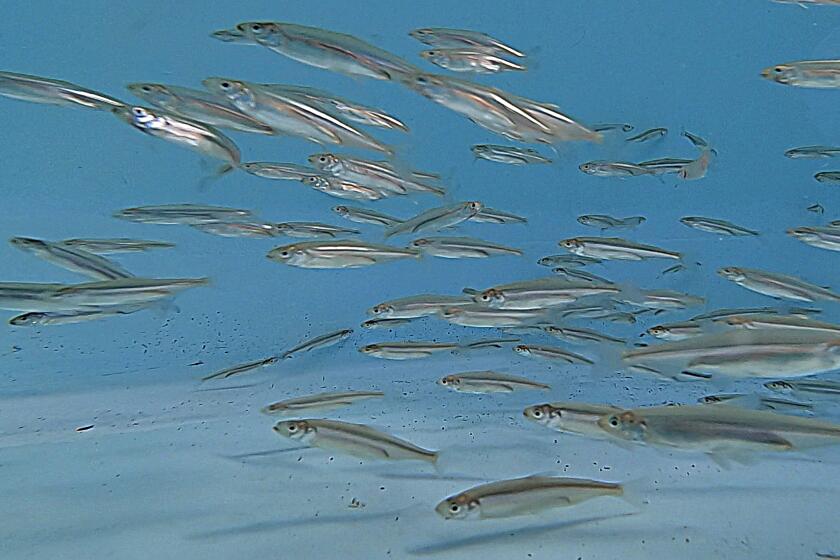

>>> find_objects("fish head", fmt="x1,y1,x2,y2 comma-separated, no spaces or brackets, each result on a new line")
523,403,555,426
435,494,480,520
332,205,349,216
559,238,582,252
409,28,435,42
202,78,254,107
787,227,816,241
368,303,394,317
308,153,341,173
411,238,430,248
578,162,598,174
471,145,489,156
698,395,724,404
113,106,166,130
438,375,460,389
400,72,446,97
126,83,171,105
359,344,380,355
235,21,281,44
273,420,312,441
273,223,292,234
9,237,45,250
267,244,300,263
210,27,252,43
761,64,796,85
8,312,42,326
764,380,793,394
474,288,503,306
646,325,668,338
302,175,330,189
717,267,745,282
513,345,530,356
419,49,443,62
465,201,483,214
599,411,647,441
577,215,595,226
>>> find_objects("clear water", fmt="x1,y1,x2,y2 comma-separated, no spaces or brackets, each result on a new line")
2,2,840,559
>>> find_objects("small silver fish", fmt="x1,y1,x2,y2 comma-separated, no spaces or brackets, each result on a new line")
273,222,361,238
513,344,593,364
280,328,353,359
681,217,758,236
472,144,551,165
579,161,655,177
646,322,704,341
332,205,403,227
202,356,278,381
114,204,251,225
591,123,634,133
762,60,840,88
788,227,840,252
765,379,840,400
268,240,420,268
0,71,124,109
240,162,322,181
785,145,840,159
718,267,840,302
637,157,695,175
262,390,383,415
112,105,240,173
471,207,528,224
360,317,413,329
438,371,549,393
59,238,175,254
815,172,840,184
369,294,472,319
441,306,550,328
626,127,667,142
552,267,612,284
273,418,437,463
191,222,278,238
301,175,388,201
577,215,645,230
409,28,525,58
542,326,624,345
559,237,681,261
8,306,146,326
385,202,482,238
422,49,527,74
411,236,522,258
10,237,134,281
538,254,602,268
524,402,622,439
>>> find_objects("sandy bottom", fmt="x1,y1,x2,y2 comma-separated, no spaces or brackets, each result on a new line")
3,351,839,560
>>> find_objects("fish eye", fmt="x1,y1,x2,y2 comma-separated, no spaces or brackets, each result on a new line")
532,408,543,418
287,424,297,432
416,76,428,84
131,107,145,115
141,85,151,92
251,24,262,31
449,504,460,513
220,81,231,89
319,156,327,162
608,416,620,427
773,66,784,74
279,250,289,257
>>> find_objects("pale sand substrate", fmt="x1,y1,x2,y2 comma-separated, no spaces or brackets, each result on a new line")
2,351,839,560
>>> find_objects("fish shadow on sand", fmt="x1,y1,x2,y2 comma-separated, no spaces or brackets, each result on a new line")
407,512,637,556
190,510,403,540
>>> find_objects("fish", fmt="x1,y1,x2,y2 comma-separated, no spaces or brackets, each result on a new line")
409,28,525,58
538,254,602,268
385,201,483,238
402,73,601,144
718,314,840,336
44,277,208,308
523,402,622,439
10,237,134,281
784,145,840,158
59,238,175,254
267,240,420,268
698,393,813,412
112,105,240,173
787,227,840,251
127,83,274,134
8,306,147,326
677,147,714,180
368,294,473,319
0,282,68,311
0,70,124,109
421,49,527,74
815,172,840,184
222,22,422,81
202,356,278,381
680,217,758,236
273,419,437,462
191,222,278,238
718,267,840,303
772,0,840,5
332,205,403,227
360,317,413,329
202,78,392,154
410,236,522,258
619,289,705,311
471,144,551,165
765,379,840,400
559,237,681,261
435,476,626,520
807,204,825,214
260,84,408,131
441,306,550,328
598,404,840,461
438,371,550,393
577,215,646,230
626,127,667,142
273,222,361,238
309,153,443,196
646,322,704,341
542,326,624,345
262,391,383,415
681,130,710,149
280,328,353,359
552,267,613,284
637,157,695,175
359,341,459,359
471,207,527,224
474,278,619,309
623,329,840,379
240,162,323,181
114,204,251,225
762,60,840,88
301,175,388,201
690,307,818,321
661,264,686,275
579,161,655,177
591,123,634,133
513,344,593,364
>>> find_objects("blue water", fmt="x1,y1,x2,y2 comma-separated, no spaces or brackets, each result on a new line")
2,1,840,559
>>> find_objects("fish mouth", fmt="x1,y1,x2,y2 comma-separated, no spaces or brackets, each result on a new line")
211,28,247,42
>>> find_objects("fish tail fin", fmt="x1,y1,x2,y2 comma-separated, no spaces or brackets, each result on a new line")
618,476,650,510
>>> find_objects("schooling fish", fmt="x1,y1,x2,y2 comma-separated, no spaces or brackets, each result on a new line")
471,144,551,165
421,49,527,74
762,60,840,88
0,70,124,109
267,240,420,268
409,28,526,58
438,371,550,393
